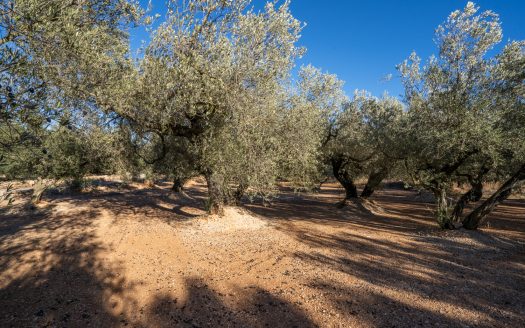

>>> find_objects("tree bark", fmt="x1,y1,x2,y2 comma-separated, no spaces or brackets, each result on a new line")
331,156,358,201
204,171,225,216
434,187,453,229
361,167,388,198
172,176,187,192
231,183,246,205
430,182,455,229
450,184,482,222
463,164,525,230
31,179,48,204
450,168,488,222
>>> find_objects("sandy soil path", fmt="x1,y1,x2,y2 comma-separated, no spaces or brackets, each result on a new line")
1,181,524,327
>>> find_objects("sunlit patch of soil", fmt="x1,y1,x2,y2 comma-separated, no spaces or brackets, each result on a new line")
1,178,524,327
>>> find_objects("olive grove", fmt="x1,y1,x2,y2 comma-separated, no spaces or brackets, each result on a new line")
90,0,328,214
1,0,523,229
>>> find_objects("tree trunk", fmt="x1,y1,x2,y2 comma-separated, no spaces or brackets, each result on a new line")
450,169,487,222
204,171,225,216
361,168,388,198
463,164,525,230
31,180,49,205
434,188,453,229
331,157,358,201
172,176,187,192
231,183,246,205
450,184,482,223
341,179,358,199
31,179,48,204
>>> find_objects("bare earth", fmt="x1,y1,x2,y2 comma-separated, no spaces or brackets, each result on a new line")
1,179,524,328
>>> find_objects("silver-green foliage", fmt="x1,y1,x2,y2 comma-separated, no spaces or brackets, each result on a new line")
114,0,322,210
1,0,142,182
398,2,525,228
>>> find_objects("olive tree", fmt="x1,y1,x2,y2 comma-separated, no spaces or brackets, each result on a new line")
293,65,405,205
112,0,319,214
1,0,142,200
462,40,525,229
288,65,346,189
328,92,404,205
399,2,524,229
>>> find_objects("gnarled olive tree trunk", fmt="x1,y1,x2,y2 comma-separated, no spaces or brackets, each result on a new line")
463,164,525,230
31,179,49,204
450,168,488,223
450,183,483,222
172,176,187,192
203,170,248,215
231,183,247,205
361,167,388,199
331,156,358,204
204,170,226,216
434,187,453,229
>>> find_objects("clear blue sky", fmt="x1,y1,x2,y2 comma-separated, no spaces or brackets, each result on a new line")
130,0,525,98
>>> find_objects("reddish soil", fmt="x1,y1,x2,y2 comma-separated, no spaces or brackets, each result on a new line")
1,179,524,327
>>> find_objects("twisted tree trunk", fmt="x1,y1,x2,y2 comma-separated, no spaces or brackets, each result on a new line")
450,168,488,223
204,170,225,216
361,167,388,199
31,179,48,204
434,187,453,229
172,176,187,192
331,156,358,205
463,164,525,230
231,183,247,205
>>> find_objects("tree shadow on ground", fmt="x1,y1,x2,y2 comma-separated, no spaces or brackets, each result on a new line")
0,208,137,327
245,185,525,327
245,186,437,235
144,277,317,328
286,220,524,326
2,181,524,327
0,186,319,327
47,182,209,225
307,279,482,328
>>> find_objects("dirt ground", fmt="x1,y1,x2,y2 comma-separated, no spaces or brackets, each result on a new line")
1,178,524,328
